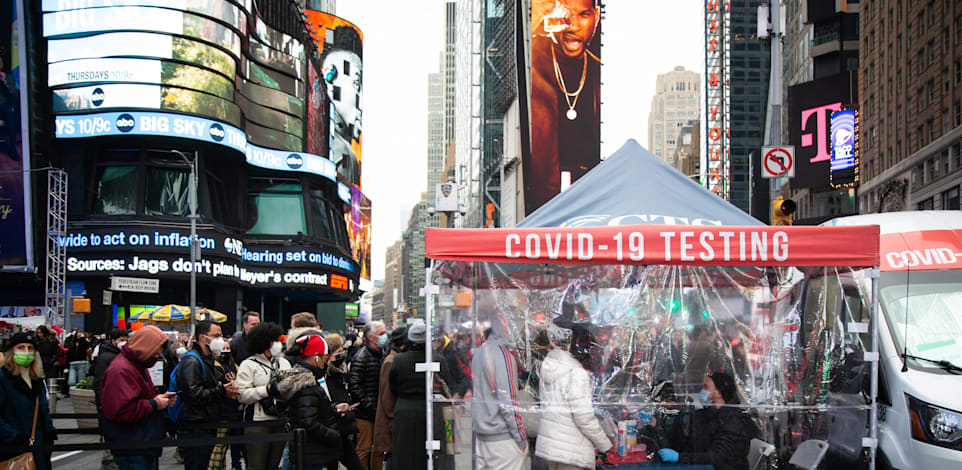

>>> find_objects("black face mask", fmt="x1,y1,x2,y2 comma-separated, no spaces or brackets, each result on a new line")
144,354,161,368
332,354,346,366
220,351,232,362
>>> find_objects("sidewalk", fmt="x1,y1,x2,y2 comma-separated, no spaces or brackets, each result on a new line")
50,394,233,470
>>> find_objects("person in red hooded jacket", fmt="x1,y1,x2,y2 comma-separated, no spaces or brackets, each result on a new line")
101,326,175,470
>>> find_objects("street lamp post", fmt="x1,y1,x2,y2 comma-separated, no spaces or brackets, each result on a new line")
171,150,198,335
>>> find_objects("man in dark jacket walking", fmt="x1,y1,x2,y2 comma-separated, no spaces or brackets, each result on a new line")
101,326,175,470
347,321,386,470
176,321,240,470
230,311,260,364
92,328,128,409
91,328,128,470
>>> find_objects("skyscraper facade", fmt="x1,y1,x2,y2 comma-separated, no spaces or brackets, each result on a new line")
648,66,701,166
857,0,962,213
729,0,772,213
428,72,445,192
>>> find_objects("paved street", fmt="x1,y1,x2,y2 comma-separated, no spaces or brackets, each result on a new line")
50,397,234,470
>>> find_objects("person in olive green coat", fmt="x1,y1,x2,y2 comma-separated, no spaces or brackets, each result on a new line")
388,321,427,469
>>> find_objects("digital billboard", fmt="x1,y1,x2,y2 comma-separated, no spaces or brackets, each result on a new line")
48,32,237,78
830,108,859,188
0,0,33,269
42,6,244,59
304,11,363,186
305,61,327,156
344,185,371,290
787,72,857,188
49,58,234,100
525,0,602,214
53,83,243,126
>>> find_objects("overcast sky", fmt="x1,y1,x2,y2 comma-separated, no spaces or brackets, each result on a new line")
339,0,705,281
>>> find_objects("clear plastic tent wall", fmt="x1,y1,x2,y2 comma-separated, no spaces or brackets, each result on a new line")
422,224,881,470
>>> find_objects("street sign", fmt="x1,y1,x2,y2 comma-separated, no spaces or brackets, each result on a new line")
761,146,795,179
109,276,159,293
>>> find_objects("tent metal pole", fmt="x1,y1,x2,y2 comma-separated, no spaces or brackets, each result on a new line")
869,269,879,470
424,261,439,469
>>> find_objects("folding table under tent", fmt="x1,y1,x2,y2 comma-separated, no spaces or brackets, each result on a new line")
420,222,882,469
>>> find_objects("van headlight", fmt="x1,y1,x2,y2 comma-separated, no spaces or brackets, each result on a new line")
907,394,962,449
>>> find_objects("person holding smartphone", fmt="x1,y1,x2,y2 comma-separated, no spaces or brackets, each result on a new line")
100,326,174,470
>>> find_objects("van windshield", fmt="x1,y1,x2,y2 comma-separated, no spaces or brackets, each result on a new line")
880,270,962,369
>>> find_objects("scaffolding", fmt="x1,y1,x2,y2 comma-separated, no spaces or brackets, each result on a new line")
45,169,67,327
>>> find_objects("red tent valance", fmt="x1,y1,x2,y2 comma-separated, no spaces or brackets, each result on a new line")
425,224,880,267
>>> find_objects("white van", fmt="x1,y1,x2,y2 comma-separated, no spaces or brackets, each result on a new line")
824,211,962,469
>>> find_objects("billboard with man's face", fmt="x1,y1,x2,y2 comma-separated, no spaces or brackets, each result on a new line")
304,11,363,187
526,0,602,214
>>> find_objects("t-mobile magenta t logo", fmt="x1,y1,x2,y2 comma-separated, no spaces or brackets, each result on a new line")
801,102,842,163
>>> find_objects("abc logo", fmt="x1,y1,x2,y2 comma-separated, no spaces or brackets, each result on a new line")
209,123,225,141
91,88,105,107
286,153,304,169
116,114,136,133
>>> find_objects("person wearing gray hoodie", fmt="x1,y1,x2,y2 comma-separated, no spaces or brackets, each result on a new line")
471,323,527,469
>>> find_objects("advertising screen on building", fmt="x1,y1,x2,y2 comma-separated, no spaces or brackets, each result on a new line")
0,1,33,269
525,0,602,214
306,62,328,156
345,185,372,291
304,11,363,186
48,32,237,78
830,108,859,188
787,72,857,189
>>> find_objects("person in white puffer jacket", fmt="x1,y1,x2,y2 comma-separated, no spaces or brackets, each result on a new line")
535,326,613,470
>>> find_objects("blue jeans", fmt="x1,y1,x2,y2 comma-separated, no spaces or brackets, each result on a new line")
114,455,159,470
280,443,290,470
68,361,89,386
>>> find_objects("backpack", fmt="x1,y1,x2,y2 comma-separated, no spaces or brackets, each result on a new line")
168,351,204,422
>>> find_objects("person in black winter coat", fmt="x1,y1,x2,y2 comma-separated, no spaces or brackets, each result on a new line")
657,372,758,470
91,328,128,409
34,326,61,381
175,322,241,470
347,321,386,470
272,334,352,470
0,332,57,470
324,334,362,470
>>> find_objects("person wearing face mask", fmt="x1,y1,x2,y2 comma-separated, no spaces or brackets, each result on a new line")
0,332,57,470
321,333,363,470
372,326,407,469
272,335,353,470
210,339,244,470
347,321,387,470
655,372,758,470
236,322,292,470
100,326,172,470
175,321,241,470
92,328,129,411
91,327,129,470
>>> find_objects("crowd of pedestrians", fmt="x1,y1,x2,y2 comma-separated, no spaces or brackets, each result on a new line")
0,313,460,470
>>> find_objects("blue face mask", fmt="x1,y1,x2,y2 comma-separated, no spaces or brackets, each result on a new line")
377,334,388,347
698,388,712,404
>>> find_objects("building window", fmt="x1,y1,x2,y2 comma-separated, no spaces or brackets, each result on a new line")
918,197,935,210
93,166,138,215
944,187,961,210
247,180,306,235
144,166,189,216
945,68,951,93
945,110,952,134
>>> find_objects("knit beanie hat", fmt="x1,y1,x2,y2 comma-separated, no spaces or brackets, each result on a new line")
709,371,739,404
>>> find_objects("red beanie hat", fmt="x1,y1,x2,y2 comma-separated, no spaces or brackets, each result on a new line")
296,334,328,357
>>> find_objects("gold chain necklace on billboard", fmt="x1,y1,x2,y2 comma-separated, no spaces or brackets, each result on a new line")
552,45,587,121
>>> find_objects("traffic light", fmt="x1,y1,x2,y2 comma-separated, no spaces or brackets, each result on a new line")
772,196,796,226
